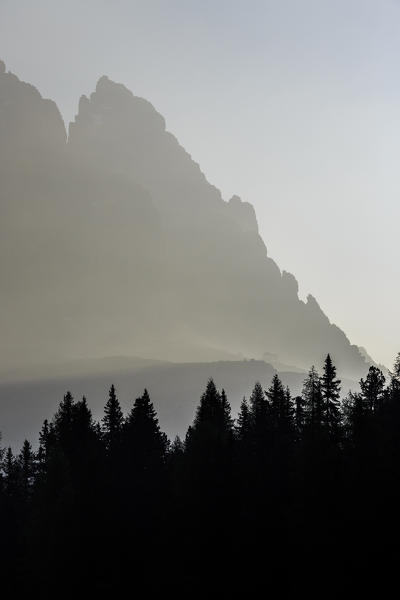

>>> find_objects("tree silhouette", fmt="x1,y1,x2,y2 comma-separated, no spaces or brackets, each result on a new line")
360,366,386,413
321,354,341,440
302,366,323,431
102,384,124,453
1,354,400,595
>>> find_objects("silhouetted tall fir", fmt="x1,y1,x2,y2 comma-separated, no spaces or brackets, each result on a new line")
192,378,221,430
124,388,167,472
36,419,55,478
267,373,286,429
73,397,95,441
3,447,17,498
294,395,306,437
360,366,386,413
102,384,124,452
302,366,323,430
343,391,368,446
248,381,270,451
18,440,34,501
187,379,234,460
321,354,341,438
282,386,295,434
236,397,251,443
392,352,400,386
53,391,74,450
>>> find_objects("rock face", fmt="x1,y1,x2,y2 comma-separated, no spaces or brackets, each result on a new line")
0,63,369,378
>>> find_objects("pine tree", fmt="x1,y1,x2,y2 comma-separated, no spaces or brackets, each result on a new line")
18,440,34,501
3,447,19,500
187,379,234,454
267,374,285,429
249,381,269,436
321,354,342,439
53,391,74,448
73,397,94,437
37,419,55,477
302,366,323,430
220,388,234,434
124,389,167,471
236,397,251,443
389,353,400,396
360,366,386,413
392,352,400,381
342,391,367,445
294,395,306,438
169,435,185,456
193,379,221,431
282,386,295,435
102,384,124,452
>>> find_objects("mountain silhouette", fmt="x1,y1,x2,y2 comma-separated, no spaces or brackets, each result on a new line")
0,61,370,379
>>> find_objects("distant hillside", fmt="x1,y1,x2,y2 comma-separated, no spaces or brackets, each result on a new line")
0,357,362,449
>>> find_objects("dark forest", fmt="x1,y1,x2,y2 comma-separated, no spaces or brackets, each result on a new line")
1,353,400,594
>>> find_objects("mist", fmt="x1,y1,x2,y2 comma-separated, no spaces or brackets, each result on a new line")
1,0,399,366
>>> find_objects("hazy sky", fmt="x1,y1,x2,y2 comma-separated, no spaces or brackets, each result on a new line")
1,0,399,367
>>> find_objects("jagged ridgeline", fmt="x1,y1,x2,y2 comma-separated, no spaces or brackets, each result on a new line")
0,60,369,377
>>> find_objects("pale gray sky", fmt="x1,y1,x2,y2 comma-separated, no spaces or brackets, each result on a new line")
1,0,399,367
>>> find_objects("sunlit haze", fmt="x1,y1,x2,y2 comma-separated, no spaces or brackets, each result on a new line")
1,0,399,366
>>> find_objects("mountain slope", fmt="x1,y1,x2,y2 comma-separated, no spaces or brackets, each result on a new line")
0,61,369,378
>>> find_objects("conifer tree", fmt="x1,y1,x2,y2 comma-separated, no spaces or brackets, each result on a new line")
73,397,95,440
53,391,74,449
321,354,341,438
3,447,17,498
236,397,251,443
282,386,295,435
169,435,185,456
267,374,285,429
294,395,306,438
360,366,386,413
249,381,269,440
220,388,234,434
102,384,124,452
389,353,400,395
342,391,367,445
192,379,221,431
124,389,167,471
188,379,234,455
37,419,55,477
18,440,34,501
389,352,400,379
302,366,323,430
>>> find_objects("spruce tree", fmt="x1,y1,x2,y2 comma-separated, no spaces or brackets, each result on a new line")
53,391,74,449
18,440,34,501
192,379,221,431
124,388,167,471
236,397,251,443
267,374,285,429
249,381,269,439
220,388,234,434
294,395,306,438
282,386,295,435
321,354,341,438
3,447,17,498
102,384,124,452
73,397,95,441
360,366,386,413
188,379,234,455
302,366,323,430
37,419,55,478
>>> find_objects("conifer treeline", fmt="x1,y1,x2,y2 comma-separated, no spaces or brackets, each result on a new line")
1,354,400,593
